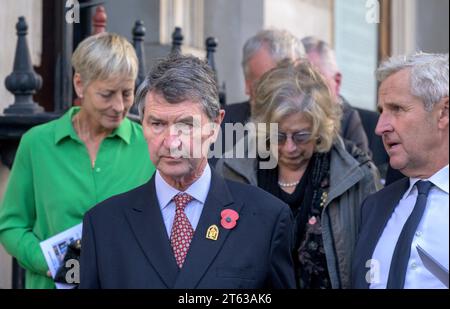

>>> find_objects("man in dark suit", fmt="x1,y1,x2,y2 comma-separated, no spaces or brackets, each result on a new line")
352,52,449,289
79,54,296,289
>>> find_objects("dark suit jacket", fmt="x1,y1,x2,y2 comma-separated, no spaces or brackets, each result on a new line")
222,100,251,126
340,97,370,156
352,177,410,288
209,101,251,167
354,107,388,168
80,171,296,289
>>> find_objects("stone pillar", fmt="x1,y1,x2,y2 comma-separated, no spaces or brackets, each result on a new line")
391,0,417,56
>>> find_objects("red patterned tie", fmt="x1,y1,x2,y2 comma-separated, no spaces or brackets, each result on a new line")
170,193,194,268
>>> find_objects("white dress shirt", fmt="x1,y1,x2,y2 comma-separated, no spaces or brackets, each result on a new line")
370,165,449,289
155,164,212,237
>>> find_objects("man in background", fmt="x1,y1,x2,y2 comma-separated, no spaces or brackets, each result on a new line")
301,36,370,156
211,29,304,162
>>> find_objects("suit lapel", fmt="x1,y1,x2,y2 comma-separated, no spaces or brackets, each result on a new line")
174,172,242,288
124,176,179,288
357,177,409,288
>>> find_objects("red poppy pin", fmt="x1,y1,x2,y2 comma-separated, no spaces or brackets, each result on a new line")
220,209,239,229
308,216,317,225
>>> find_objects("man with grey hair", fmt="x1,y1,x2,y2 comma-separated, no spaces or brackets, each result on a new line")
242,29,304,107
227,29,303,121
214,29,304,160
353,52,449,289
301,36,371,157
80,54,296,288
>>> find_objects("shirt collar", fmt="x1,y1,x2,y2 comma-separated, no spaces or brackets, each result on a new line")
404,165,449,198
155,164,212,211
54,107,80,144
111,117,132,144
54,106,132,145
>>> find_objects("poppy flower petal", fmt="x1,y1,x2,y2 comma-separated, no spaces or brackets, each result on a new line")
221,218,237,229
221,209,239,221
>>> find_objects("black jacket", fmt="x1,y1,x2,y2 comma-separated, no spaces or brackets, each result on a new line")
340,97,370,156
80,171,296,288
352,178,410,288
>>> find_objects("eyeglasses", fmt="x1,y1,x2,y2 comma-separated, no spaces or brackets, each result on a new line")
276,131,312,145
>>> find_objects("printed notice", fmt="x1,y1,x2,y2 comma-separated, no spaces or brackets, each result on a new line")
39,223,82,289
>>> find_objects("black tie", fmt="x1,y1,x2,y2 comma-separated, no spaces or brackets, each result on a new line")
386,180,433,289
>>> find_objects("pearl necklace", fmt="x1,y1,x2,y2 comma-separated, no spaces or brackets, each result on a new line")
278,180,300,187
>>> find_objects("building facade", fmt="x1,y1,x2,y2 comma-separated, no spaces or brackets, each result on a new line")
0,0,448,288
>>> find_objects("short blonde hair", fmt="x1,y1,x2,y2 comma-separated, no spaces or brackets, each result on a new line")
71,32,138,86
252,59,341,153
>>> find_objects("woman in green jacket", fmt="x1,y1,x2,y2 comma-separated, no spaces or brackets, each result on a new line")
0,33,155,288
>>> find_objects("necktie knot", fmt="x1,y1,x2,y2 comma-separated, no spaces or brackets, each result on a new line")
416,180,433,196
173,193,193,211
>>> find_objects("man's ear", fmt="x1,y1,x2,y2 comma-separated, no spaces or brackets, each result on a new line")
213,109,225,135
73,73,84,98
245,79,252,97
206,109,225,141
200,110,225,158
437,96,449,130
215,109,225,127
334,72,342,95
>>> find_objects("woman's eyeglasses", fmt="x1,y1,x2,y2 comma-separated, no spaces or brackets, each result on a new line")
275,131,312,145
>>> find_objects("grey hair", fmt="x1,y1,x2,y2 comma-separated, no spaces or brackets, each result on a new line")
242,29,304,77
301,36,339,75
136,54,220,121
377,52,449,111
